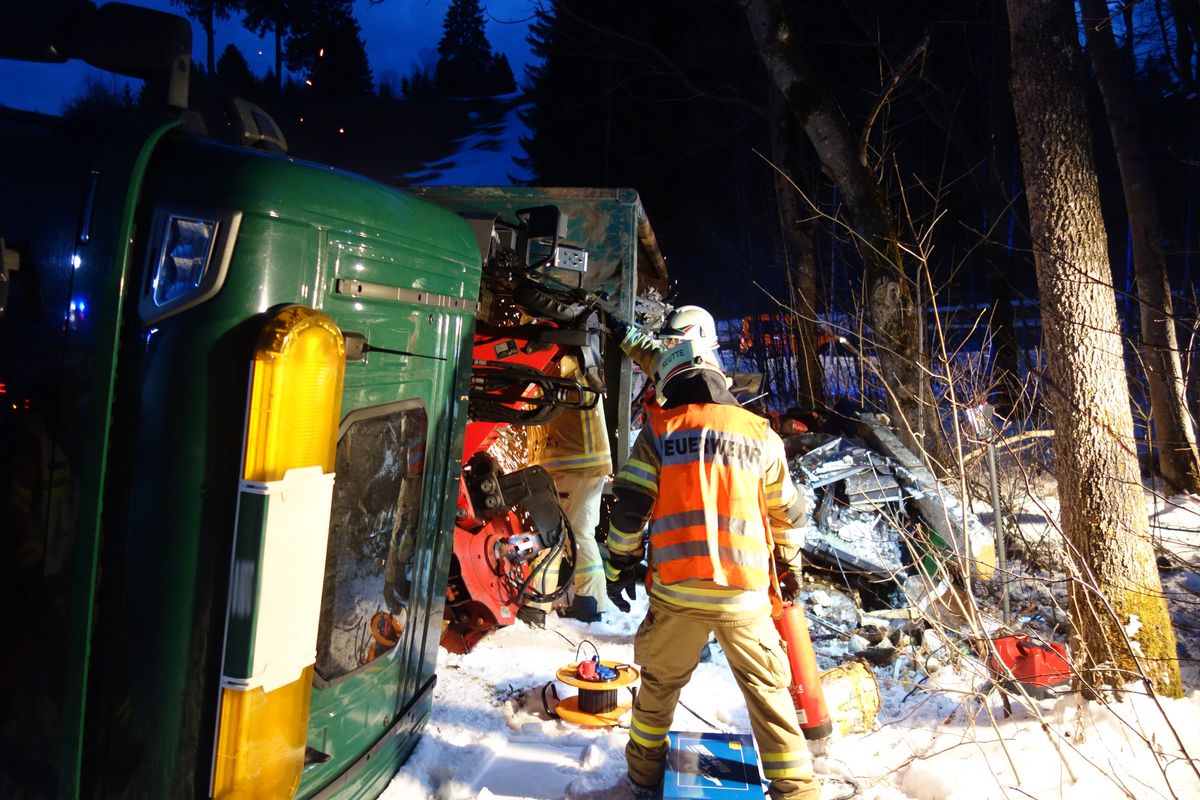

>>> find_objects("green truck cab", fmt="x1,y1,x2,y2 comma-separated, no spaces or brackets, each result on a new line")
0,3,665,798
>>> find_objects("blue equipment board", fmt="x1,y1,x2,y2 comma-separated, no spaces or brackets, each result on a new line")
663,731,766,799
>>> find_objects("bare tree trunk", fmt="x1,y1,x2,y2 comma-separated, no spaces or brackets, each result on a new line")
769,88,825,410
275,22,283,93
983,3,1025,415
205,6,216,76
1080,0,1200,493
741,0,941,465
1007,0,1182,696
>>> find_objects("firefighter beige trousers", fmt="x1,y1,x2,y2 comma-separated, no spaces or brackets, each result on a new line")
626,599,819,800
527,470,607,613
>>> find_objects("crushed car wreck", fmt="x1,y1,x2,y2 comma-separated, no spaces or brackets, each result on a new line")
784,411,997,607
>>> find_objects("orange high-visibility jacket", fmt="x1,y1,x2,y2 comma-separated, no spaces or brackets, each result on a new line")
645,403,774,589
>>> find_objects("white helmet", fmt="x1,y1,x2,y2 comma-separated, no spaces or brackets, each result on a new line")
652,338,724,402
660,305,719,350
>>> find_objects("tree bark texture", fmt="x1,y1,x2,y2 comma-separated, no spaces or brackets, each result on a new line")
768,89,826,409
741,0,938,463
1080,0,1200,493
1007,0,1181,696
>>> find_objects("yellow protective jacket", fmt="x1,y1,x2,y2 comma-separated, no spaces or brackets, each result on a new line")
526,354,612,476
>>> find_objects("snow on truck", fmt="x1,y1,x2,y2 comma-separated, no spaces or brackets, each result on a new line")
0,3,667,798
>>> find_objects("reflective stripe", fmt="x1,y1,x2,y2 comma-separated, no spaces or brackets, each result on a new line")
760,750,812,779
630,717,670,749
581,405,597,452
619,471,658,494
619,459,659,493
653,511,758,537
608,524,644,555
773,527,805,549
653,539,768,570
649,578,770,613
538,452,614,471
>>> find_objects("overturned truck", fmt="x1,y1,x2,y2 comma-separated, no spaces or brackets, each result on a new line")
0,4,666,799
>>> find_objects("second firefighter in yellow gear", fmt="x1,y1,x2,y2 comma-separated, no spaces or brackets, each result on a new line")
523,353,611,623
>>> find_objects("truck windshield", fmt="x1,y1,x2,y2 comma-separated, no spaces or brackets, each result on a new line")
314,401,428,681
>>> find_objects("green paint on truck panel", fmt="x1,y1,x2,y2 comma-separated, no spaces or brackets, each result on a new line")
152,137,483,305
100,132,480,797
61,115,183,800
4,103,488,798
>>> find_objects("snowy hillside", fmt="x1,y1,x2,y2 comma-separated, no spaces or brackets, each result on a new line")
397,93,532,186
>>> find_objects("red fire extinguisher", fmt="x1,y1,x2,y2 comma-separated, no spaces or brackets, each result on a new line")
774,602,833,740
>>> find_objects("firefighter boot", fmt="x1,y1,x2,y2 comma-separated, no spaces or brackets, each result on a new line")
517,607,547,628
559,595,602,623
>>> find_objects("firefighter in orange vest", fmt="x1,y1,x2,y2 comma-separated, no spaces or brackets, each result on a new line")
604,307,817,800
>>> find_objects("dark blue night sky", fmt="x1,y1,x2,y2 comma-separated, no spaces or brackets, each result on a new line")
0,0,537,114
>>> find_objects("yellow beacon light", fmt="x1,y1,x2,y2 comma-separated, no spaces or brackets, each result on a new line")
242,306,345,481
213,306,345,799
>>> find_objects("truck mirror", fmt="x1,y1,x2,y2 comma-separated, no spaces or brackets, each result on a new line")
0,2,192,109
0,0,97,63
76,3,191,79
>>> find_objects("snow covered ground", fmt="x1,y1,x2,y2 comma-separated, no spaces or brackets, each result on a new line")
380,491,1200,800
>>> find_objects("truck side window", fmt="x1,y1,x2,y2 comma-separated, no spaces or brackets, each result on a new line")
314,400,427,681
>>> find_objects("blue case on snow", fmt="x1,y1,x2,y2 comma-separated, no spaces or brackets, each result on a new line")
663,731,766,799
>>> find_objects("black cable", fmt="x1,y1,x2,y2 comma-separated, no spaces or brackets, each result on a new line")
363,343,445,361
678,700,726,732
516,507,576,604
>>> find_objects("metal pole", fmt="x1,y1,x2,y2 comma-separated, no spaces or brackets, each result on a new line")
985,440,1009,624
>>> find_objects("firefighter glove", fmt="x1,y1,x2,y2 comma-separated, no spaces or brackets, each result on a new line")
607,312,631,342
775,557,803,602
607,569,637,613
606,552,641,613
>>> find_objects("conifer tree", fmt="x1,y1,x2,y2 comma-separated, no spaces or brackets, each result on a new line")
285,0,373,97
171,0,239,75
216,44,255,96
242,0,295,94
436,0,512,96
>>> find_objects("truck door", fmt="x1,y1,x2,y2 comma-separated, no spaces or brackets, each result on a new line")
296,228,477,800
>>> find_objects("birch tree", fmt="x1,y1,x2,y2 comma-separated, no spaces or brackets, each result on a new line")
741,0,938,462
